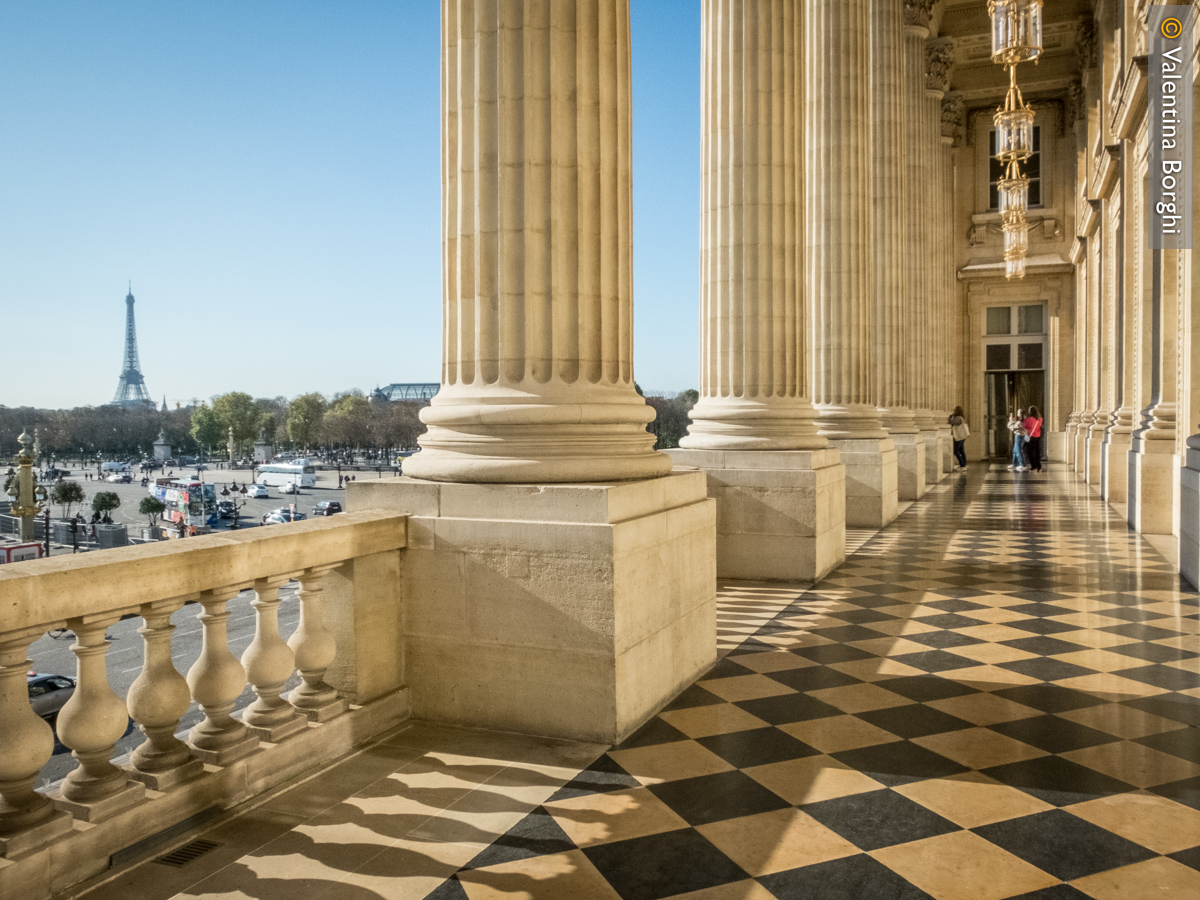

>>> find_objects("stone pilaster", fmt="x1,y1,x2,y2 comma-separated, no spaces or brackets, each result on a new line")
872,0,924,500
1101,181,1133,502
807,0,897,527
405,0,671,484
943,93,965,469
674,0,845,582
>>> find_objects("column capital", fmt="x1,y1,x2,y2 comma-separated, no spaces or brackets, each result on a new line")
904,0,935,31
925,37,956,94
942,92,966,145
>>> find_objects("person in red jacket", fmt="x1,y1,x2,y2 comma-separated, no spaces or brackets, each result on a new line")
1023,406,1044,473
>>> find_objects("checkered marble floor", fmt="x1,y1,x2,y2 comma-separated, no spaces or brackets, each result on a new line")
428,464,1200,900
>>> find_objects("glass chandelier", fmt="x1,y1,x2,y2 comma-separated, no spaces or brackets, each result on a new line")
988,2,1042,279
988,0,1044,66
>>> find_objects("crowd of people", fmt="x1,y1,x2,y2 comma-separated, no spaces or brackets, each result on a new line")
1006,406,1044,472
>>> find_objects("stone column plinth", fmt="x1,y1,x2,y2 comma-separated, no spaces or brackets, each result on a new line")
675,0,845,580
404,0,671,485
807,0,897,527
366,1,717,742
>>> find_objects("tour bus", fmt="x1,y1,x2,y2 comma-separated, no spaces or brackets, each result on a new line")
255,463,317,489
149,477,218,528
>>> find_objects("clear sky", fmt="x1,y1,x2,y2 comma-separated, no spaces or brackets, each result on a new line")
0,1,700,410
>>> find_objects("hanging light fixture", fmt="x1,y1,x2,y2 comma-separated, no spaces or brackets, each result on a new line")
994,67,1035,162
988,0,1044,66
998,160,1029,220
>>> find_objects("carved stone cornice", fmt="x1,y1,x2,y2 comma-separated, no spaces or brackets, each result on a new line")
942,93,966,145
904,0,935,31
926,38,955,94
1076,17,1097,70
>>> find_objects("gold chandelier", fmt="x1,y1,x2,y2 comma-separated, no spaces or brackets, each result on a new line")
988,1,1042,279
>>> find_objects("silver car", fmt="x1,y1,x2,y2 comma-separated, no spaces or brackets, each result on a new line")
27,673,76,724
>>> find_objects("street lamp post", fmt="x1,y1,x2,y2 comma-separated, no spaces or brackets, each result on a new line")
9,430,48,546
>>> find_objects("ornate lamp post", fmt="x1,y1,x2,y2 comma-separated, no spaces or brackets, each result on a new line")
8,431,48,545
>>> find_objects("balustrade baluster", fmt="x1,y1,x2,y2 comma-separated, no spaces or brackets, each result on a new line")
0,629,71,856
240,574,307,741
186,586,259,765
55,616,145,821
287,565,348,721
128,596,203,789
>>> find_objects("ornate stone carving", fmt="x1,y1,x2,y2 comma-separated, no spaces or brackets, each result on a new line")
925,38,955,94
1076,17,1097,70
904,0,935,30
942,93,966,144
1066,81,1087,127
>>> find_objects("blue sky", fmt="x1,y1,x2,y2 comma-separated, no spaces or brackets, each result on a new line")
0,1,700,410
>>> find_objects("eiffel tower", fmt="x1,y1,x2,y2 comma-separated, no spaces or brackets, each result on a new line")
111,284,154,408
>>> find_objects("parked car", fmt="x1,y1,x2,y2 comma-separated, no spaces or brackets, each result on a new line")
279,482,302,494
246,484,269,499
27,673,76,725
262,508,306,525
313,501,342,517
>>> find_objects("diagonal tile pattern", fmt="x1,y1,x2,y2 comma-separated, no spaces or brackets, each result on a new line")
80,464,1200,900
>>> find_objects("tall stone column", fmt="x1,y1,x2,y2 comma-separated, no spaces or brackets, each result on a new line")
872,0,924,500
404,0,671,484
920,37,954,483
1100,182,1132,500
937,89,960,474
671,0,846,581
359,0,717,745
806,0,897,527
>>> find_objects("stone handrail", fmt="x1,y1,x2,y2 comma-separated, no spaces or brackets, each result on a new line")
0,510,408,898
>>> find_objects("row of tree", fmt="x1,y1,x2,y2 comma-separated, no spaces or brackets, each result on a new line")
2,388,699,460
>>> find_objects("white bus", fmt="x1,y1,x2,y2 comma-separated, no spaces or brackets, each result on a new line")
256,463,317,488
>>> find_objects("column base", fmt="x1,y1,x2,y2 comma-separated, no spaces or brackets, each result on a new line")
666,448,845,583
1086,433,1105,484
53,780,144,824
0,809,71,860
238,711,308,744
940,427,953,474
293,696,350,723
1046,431,1066,463
1128,439,1179,535
890,433,926,501
350,471,717,744
824,438,898,529
188,733,260,767
921,431,945,486
1101,433,1133,503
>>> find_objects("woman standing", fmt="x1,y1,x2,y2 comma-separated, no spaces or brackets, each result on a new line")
1007,411,1028,471
1023,406,1044,472
948,407,969,470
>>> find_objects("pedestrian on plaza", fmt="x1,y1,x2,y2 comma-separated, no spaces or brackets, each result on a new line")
1023,406,1044,472
1007,410,1029,471
948,407,969,470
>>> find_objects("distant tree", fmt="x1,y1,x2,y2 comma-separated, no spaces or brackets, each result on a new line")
51,480,86,518
139,496,166,527
324,392,372,447
190,404,224,450
211,392,262,451
645,390,699,450
287,393,328,448
91,491,121,517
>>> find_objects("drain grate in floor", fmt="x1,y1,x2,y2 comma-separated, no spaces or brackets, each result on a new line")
154,839,223,868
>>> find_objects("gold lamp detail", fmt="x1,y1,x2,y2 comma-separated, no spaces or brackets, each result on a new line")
988,0,1044,66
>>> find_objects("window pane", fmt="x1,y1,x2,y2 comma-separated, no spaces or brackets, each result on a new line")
1017,305,1044,334
987,307,1011,335
986,344,1011,370
1017,343,1044,370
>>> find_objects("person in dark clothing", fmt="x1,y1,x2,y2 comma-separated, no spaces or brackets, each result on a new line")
1023,406,1044,472
948,406,969,470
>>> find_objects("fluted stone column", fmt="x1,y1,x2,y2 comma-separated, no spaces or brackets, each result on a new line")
403,0,671,485
919,36,954,484
1100,186,1132,500
943,93,966,469
671,0,845,581
806,0,897,528
355,0,717,745
937,93,958,474
872,0,924,500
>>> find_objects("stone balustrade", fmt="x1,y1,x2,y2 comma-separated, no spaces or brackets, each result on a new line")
0,510,408,900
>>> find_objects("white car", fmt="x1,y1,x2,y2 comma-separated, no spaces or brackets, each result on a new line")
246,484,269,499
279,482,301,494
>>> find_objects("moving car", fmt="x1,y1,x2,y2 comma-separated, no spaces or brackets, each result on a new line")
105,473,133,483
217,500,237,519
262,508,306,525
27,672,76,725
313,501,342,517
279,481,302,494
246,484,269,499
